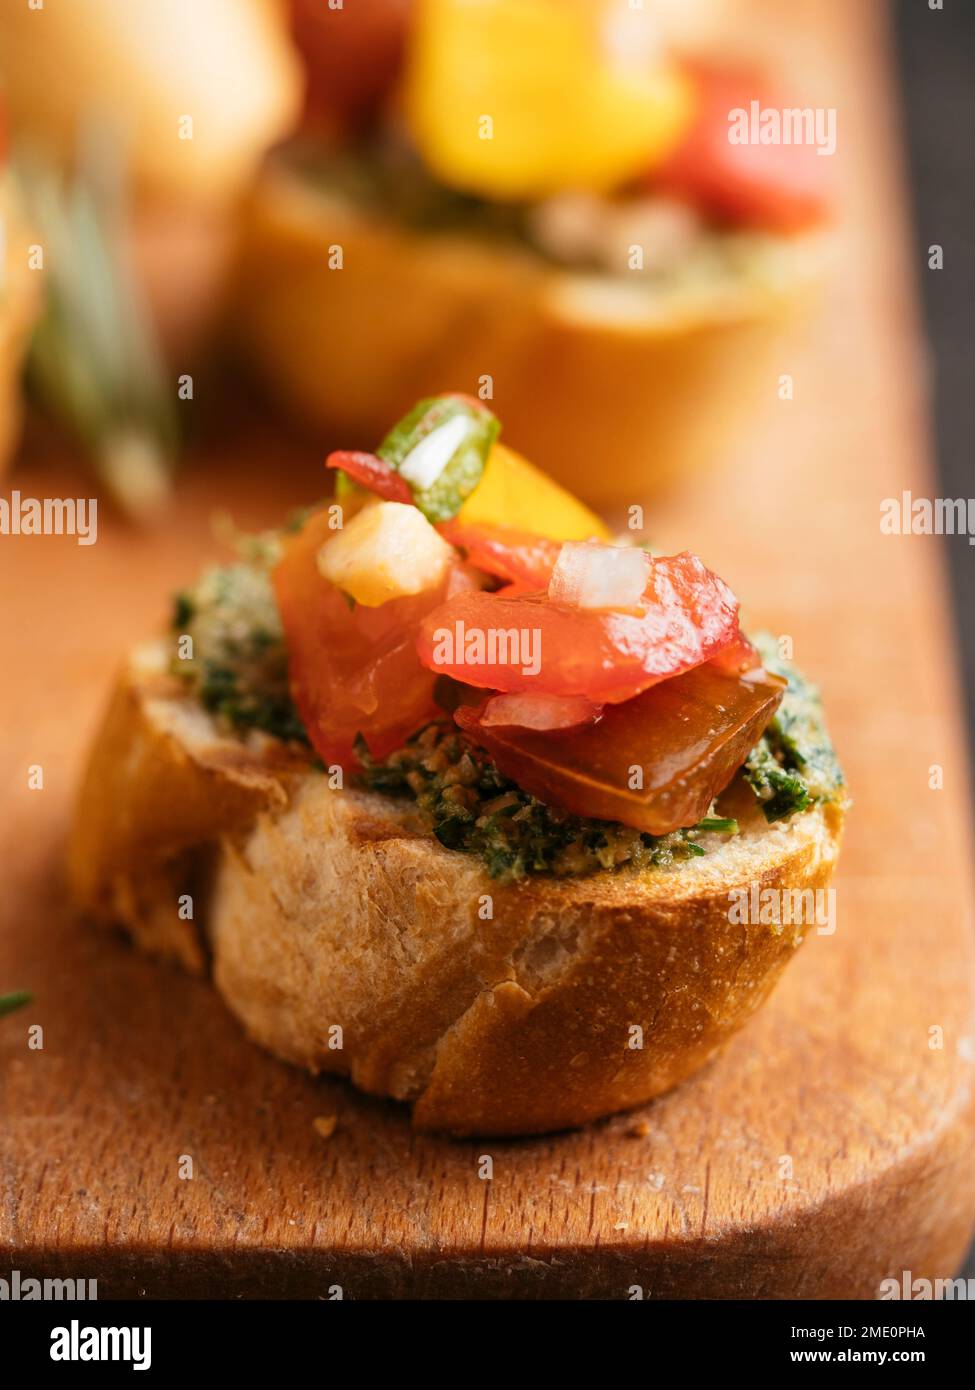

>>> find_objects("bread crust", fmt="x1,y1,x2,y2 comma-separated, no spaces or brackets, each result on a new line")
70,645,844,1136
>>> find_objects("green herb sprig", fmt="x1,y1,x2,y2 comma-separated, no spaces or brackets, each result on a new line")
18,133,177,518
0,991,33,1018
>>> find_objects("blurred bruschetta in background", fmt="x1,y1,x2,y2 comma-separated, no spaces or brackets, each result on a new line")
229,0,833,504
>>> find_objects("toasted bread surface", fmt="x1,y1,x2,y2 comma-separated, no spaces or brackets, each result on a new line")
69,643,844,1135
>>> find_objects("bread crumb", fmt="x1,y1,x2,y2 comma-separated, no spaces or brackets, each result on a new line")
313,1114,338,1140
627,1120,651,1138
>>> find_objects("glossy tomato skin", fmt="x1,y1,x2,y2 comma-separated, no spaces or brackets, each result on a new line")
654,67,832,233
437,521,563,588
455,658,785,835
706,630,764,677
273,507,451,768
417,552,740,703
326,451,412,504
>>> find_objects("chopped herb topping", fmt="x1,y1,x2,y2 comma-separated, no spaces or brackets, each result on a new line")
695,816,739,834
170,563,308,745
744,634,845,821
355,723,715,882
742,740,811,821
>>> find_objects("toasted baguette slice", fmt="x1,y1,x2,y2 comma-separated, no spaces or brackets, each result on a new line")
69,641,845,1137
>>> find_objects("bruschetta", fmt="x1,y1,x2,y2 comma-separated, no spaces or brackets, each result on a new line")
69,394,847,1135
229,0,832,501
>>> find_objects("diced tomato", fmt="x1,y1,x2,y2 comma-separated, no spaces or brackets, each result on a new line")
653,67,832,233
416,552,740,703
326,450,413,505
272,508,451,767
479,692,603,731
707,631,765,678
437,520,564,588
455,658,785,835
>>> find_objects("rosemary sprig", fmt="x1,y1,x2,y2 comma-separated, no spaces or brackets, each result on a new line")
17,135,177,517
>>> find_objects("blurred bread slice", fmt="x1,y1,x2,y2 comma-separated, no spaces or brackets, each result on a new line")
227,162,826,504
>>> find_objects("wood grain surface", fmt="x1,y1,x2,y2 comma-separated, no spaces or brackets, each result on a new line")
2,0,974,1298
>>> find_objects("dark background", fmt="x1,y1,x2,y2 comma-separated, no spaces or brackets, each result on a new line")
894,0,975,1280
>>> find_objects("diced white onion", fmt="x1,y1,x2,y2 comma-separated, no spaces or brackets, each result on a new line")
548,541,650,611
398,415,473,490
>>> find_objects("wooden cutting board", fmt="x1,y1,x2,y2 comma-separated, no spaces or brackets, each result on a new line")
2,0,974,1298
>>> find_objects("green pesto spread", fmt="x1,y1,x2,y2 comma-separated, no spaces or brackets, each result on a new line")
744,633,845,823
355,723,715,880
169,562,844,880
170,560,308,745
286,142,804,294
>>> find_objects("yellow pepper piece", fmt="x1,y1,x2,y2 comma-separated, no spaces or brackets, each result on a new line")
458,442,610,540
405,0,693,199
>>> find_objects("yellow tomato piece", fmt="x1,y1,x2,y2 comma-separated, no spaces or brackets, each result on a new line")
405,0,693,199
458,442,610,540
